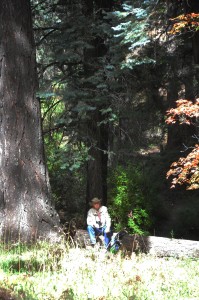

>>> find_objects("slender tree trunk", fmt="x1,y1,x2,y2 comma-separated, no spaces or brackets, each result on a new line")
183,0,199,64
166,78,181,150
0,0,61,242
86,111,108,205
84,0,112,207
189,0,199,63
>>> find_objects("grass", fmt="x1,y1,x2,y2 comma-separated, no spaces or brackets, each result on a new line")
0,242,198,300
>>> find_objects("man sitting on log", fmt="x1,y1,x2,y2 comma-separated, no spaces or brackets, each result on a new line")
87,197,111,249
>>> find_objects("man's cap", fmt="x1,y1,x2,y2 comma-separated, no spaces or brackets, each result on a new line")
90,197,102,205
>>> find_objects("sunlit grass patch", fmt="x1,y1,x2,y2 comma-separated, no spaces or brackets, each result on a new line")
0,242,198,299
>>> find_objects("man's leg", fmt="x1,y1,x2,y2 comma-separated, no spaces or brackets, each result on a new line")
103,230,111,248
98,226,111,248
87,225,96,245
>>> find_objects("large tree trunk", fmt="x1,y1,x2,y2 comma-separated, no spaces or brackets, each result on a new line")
0,0,61,242
74,230,199,258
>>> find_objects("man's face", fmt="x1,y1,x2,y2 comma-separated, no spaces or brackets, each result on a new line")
93,202,101,210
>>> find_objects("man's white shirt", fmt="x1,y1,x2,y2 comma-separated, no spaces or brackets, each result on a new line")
87,206,111,230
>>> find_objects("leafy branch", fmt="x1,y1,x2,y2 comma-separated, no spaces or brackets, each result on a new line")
166,99,199,190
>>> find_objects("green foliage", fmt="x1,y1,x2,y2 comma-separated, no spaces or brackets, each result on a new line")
109,1,156,70
108,164,152,234
41,96,88,214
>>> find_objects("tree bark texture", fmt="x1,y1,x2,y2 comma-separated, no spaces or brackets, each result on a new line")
0,0,61,242
74,230,199,258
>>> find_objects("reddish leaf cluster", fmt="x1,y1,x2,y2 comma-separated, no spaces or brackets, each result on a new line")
169,13,199,34
166,99,199,190
166,99,199,125
167,145,199,190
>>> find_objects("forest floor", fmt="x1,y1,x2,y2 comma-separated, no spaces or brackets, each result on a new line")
0,242,198,300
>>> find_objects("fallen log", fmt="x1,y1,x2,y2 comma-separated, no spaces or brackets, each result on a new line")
74,229,199,258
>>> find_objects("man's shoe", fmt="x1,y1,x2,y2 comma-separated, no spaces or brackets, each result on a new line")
91,243,100,250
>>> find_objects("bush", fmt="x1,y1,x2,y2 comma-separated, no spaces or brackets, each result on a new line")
108,164,152,234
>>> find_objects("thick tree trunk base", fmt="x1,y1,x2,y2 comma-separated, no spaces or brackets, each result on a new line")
0,0,62,243
74,230,199,258
0,288,17,300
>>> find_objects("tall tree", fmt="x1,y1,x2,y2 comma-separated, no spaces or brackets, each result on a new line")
0,0,60,242
83,0,112,207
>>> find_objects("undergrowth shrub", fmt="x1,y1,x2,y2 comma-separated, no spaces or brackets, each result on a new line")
108,164,153,234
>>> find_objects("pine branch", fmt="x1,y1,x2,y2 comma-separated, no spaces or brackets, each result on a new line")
36,29,58,47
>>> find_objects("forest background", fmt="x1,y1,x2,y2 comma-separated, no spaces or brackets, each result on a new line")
33,0,199,240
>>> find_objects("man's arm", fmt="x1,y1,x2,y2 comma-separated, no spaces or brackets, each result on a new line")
87,209,95,227
104,207,111,233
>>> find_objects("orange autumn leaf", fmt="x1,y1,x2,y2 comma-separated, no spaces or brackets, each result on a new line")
166,99,199,190
169,13,199,34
